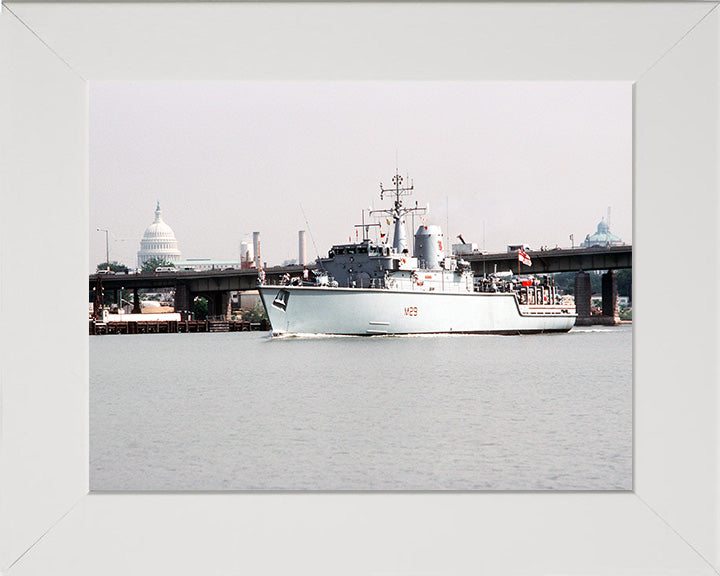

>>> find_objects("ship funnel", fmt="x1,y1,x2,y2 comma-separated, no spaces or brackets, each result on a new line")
393,217,409,253
414,225,443,269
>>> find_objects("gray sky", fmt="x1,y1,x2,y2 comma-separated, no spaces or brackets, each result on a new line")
90,82,631,271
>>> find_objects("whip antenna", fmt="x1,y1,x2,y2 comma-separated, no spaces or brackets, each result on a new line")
299,203,323,269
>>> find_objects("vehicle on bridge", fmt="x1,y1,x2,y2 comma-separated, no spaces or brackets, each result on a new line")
258,172,576,336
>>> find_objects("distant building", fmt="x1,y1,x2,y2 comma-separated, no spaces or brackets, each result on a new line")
239,238,255,269
137,201,182,268
582,217,624,248
173,259,241,271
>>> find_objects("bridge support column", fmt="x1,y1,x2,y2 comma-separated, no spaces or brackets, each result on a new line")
174,284,193,320
601,270,620,325
203,294,219,319
574,271,592,325
221,292,232,319
132,289,142,314
93,277,104,318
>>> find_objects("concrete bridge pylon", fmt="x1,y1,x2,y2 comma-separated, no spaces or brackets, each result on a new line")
574,270,620,326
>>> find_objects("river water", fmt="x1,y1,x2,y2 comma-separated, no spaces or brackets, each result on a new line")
90,325,632,491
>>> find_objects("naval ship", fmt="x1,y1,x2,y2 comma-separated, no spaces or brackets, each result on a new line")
257,173,577,336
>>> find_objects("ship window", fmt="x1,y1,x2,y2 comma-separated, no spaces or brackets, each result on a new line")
347,248,355,254
328,250,335,257
358,246,367,254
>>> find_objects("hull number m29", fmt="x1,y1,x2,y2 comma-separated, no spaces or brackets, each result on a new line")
404,306,418,317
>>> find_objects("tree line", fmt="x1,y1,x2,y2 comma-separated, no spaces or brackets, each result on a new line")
96,257,173,274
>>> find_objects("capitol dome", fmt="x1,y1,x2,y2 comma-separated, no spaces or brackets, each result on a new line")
582,216,624,248
137,201,182,267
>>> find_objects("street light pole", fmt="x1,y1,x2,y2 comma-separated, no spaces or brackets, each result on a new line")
97,228,109,270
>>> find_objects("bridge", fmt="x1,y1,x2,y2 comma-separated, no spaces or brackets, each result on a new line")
463,245,631,275
90,246,632,325
90,265,302,319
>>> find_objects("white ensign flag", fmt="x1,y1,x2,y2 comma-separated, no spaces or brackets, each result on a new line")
518,249,532,267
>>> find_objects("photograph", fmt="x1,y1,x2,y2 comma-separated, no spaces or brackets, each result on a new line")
89,81,632,491
8,2,720,573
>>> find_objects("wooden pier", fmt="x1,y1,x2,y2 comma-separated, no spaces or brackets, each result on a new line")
89,319,268,335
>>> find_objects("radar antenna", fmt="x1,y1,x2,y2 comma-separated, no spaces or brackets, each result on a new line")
371,170,427,253
371,171,427,224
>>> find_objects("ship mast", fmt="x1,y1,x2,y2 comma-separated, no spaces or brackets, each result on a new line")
372,171,426,252
354,209,380,242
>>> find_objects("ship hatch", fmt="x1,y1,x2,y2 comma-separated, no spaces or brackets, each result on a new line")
272,289,290,311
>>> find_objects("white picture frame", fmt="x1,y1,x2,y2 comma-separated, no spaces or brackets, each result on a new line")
1,2,718,574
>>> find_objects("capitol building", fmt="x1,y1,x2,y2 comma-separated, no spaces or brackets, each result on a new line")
582,216,624,248
137,201,182,268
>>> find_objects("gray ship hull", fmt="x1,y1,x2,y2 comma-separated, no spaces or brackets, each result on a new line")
258,285,576,336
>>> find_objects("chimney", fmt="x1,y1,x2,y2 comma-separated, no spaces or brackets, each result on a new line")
253,232,261,270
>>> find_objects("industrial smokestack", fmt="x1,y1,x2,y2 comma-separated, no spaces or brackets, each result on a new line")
253,232,261,270
298,230,307,266
239,238,254,269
